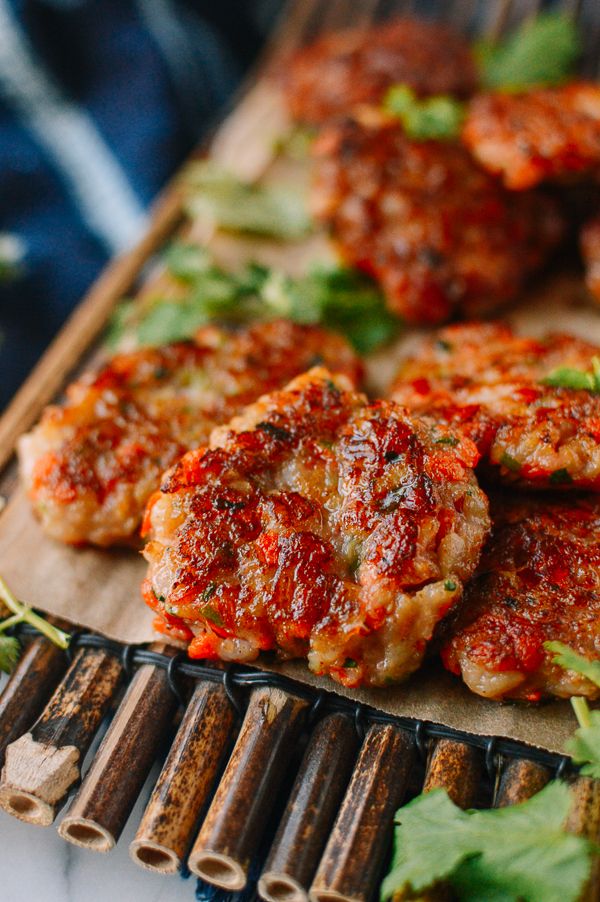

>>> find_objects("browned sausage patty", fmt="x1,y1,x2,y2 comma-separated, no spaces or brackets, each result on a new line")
390,323,600,491
142,368,490,688
282,17,477,125
442,492,600,702
18,321,362,547
311,117,564,324
462,84,600,190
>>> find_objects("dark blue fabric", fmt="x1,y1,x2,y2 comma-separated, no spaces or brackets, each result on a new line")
0,0,276,409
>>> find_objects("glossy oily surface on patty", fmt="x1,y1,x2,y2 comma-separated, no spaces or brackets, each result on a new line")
142,367,490,688
282,17,477,125
18,321,362,546
390,323,600,490
443,492,600,702
311,118,564,325
462,83,600,190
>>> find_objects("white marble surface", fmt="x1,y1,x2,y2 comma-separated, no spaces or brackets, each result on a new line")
0,781,198,902
0,669,198,902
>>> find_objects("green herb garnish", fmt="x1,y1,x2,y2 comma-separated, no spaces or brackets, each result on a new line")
183,161,313,241
0,577,71,674
381,782,593,902
543,358,600,393
383,84,465,140
444,580,457,592
435,436,459,447
201,604,224,628
343,658,358,669
550,468,573,485
106,243,400,355
546,641,600,779
477,12,581,91
500,451,521,473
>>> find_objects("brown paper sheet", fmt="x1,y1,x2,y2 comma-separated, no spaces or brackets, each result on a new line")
0,82,598,756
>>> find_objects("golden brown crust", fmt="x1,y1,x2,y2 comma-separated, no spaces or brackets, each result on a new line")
442,492,600,702
462,83,600,190
18,321,362,546
282,18,477,125
390,323,600,491
142,368,490,688
311,119,564,324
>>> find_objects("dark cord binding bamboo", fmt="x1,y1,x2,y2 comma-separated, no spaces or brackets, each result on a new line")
259,712,360,902
310,723,415,902
58,643,178,851
130,678,237,874
188,686,308,890
0,646,123,825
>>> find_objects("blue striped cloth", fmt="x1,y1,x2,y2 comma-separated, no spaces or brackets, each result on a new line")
0,0,281,409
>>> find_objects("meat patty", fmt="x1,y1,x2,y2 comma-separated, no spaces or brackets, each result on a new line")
282,18,477,125
311,117,564,324
141,367,490,688
442,492,600,702
462,83,600,190
19,321,362,547
390,323,600,491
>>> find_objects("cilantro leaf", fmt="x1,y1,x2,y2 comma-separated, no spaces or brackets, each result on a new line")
381,783,593,902
478,12,581,91
383,84,465,140
0,635,20,674
542,362,600,393
545,641,600,688
567,709,600,779
184,161,312,240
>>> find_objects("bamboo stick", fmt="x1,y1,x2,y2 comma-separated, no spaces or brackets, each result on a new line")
130,678,237,874
58,644,178,851
494,757,552,807
566,776,600,902
0,634,68,769
259,713,360,902
310,723,415,902
188,686,308,890
0,647,123,825
423,739,483,809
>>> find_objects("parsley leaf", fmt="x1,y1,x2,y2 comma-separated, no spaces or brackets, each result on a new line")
478,12,581,91
107,244,400,355
542,358,600,393
383,84,465,140
183,161,313,241
0,635,20,674
545,642,600,688
381,783,593,902
546,642,600,779
568,708,600,779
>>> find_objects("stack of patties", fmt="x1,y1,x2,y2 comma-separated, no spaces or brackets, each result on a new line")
390,322,600,702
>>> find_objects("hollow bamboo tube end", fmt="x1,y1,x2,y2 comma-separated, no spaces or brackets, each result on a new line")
58,816,115,852
189,850,247,890
309,889,358,902
0,732,79,825
0,787,55,826
129,839,181,875
259,870,309,902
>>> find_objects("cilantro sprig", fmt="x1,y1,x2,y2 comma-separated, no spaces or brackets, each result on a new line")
107,242,400,355
381,782,593,902
183,161,313,241
0,577,70,674
546,641,600,779
383,84,465,140
542,358,600,394
477,12,581,91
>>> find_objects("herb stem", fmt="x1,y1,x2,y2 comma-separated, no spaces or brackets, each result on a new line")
0,577,71,649
571,696,592,731
0,611,26,632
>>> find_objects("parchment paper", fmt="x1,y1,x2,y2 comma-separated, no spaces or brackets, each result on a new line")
0,83,598,756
